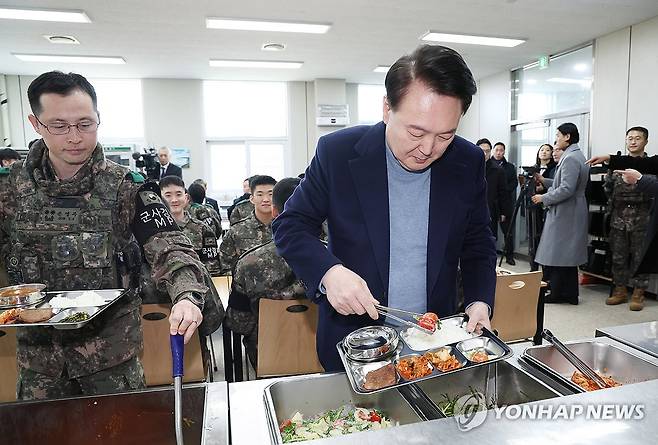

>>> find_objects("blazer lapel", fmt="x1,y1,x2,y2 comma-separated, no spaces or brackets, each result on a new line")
426,148,459,300
349,124,390,294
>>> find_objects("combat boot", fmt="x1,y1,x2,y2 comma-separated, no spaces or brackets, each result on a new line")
606,286,628,305
630,288,645,311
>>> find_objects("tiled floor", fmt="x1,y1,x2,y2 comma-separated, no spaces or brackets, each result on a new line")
208,258,657,382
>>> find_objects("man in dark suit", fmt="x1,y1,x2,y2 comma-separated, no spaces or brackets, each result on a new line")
273,45,497,371
158,146,182,179
477,139,512,244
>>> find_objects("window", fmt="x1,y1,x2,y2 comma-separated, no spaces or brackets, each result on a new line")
203,81,288,202
358,84,386,124
91,79,144,141
203,81,287,138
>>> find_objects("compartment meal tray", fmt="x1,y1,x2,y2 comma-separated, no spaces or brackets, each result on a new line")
0,288,129,330
337,314,513,394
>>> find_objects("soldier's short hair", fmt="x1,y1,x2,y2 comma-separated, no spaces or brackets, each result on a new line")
28,71,98,116
160,175,185,190
0,148,21,164
188,183,206,204
250,175,277,193
272,177,301,213
626,126,649,139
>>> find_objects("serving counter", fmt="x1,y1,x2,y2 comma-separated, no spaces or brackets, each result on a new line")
596,321,658,359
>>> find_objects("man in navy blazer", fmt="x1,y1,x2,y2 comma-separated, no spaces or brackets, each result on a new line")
272,45,497,371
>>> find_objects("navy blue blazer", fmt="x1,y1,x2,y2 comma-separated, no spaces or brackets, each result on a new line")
272,122,496,370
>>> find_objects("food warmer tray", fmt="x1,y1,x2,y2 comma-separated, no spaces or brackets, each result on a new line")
336,314,513,394
0,288,129,330
521,339,658,393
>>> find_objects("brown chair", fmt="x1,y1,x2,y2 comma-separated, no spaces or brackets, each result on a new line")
139,304,206,386
491,271,543,343
0,328,17,402
257,299,324,378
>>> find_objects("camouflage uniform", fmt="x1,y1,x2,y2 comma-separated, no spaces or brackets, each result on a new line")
229,199,254,225
219,211,272,273
189,202,223,239
228,240,306,366
0,140,221,401
178,211,220,275
605,171,652,288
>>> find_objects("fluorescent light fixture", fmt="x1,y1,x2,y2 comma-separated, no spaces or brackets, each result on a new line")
13,54,125,64
0,7,90,23
206,17,330,34
209,59,303,69
373,65,390,73
421,31,525,47
547,77,592,86
574,63,587,72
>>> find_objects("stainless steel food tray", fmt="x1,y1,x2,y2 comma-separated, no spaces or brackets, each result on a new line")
0,288,128,330
337,314,513,394
522,339,658,393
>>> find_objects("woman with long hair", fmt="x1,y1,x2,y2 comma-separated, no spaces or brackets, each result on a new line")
529,144,557,270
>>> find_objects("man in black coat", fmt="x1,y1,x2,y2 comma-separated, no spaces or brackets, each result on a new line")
157,146,182,179
493,142,519,265
478,139,512,241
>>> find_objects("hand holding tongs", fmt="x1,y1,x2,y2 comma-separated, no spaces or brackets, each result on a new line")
542,329,610,389
374,304,434,335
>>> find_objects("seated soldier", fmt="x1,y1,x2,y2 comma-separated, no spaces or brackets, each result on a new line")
191,178,220,214
188,182,223,238
229,177,307,367
227,176,254,223
219,175,276,273
160,176,220,276
229,198,255,225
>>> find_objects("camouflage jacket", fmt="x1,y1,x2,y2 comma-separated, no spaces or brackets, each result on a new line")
0,140,215,378
189,203,223,238
219,211,272,273
178,211,220,274
225,240,305,335
605,170,651,230
229,199,254,225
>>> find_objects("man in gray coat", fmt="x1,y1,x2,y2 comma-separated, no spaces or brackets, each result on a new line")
532,123,589,304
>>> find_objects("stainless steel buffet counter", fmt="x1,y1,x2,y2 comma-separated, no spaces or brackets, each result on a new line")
596,321,658,359
227,337,658,445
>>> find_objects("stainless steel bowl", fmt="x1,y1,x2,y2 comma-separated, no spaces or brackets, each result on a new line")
0,283,47,309
343,325,399,362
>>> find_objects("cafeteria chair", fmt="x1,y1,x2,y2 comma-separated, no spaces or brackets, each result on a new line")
491,271,543,344
256,298,324,378
0,327,17,402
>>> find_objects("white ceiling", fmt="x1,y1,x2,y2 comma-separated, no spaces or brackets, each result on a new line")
1,0,658,83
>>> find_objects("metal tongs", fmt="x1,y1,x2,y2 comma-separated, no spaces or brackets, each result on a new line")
374,304,434,335
171,334,185,445
542,329,610,389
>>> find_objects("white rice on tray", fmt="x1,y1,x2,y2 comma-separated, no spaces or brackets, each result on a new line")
401,322,475,351
48,290,107,309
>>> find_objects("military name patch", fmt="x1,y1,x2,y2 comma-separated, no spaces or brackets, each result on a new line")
132,183,180,245
42,207,81,224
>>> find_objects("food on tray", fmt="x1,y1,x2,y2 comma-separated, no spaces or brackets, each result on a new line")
423,348,463,372
17,308,54,323
571,371,622,391
0,285,42,299
363,363,397,390
59,312,91,323
396,355,433,380
49,290,107,309
401,321,475,351
416,312,440,332
279,406,393,443
466,348,491,363
0,308,21,324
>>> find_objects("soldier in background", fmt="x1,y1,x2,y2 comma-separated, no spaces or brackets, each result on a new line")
229,177,307,367
605,126,652,310
219,175,276,273
0,148,21,168
160,176,221,275
0,71,221,400
191,178,220,214
227,176,254,223
188,182,223,239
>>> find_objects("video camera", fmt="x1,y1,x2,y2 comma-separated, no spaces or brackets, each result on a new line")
132,147,160,181
521,165,539,176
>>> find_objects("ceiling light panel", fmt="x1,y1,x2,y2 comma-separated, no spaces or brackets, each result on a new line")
43,35,80,44
13,54,125,64
209,59,303,69
206,18,330,34
421,31,525,47
373,66,390,73
0,7,90,23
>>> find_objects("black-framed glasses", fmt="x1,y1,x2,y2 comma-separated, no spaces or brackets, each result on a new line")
34,115,100,135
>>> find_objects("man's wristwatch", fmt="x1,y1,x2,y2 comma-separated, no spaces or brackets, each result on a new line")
178,291,204,310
